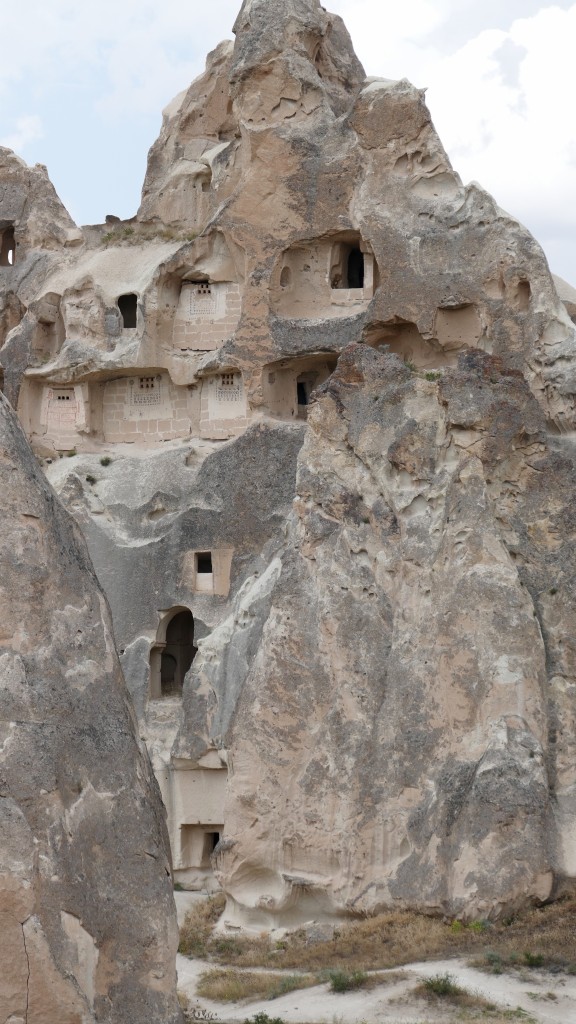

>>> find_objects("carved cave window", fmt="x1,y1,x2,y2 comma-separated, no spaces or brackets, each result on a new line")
202,831,220,864
330,242,365,290
118,293,138,329
196,551,213,575
347,247,364,288
216,372,241,402
130,376,162,407
151,608,197,700
187,281,218,317
0,226,15,267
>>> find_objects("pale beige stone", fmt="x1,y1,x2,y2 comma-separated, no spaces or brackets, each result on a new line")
1,0,576,936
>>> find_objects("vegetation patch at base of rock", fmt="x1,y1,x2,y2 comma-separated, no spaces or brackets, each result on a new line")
196,968,317,1003
179,893,576,976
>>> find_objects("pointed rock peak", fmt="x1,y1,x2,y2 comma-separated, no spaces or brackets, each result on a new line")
230,0,365,118
233,0,328,38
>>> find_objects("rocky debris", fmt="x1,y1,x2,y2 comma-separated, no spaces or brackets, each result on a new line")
0,0,575,930
0,392,181,1021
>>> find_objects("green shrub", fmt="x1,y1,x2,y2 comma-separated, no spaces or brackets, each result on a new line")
85,474,97,485
327,969,368,992
243,1014,285,1024
485,950,503,973
524,951,545,968
423,972,462,997
211,936,243,957
468,919,489,934
100,456,112,467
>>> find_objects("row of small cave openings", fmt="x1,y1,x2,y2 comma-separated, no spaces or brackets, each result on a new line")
279,241,366,291
26,353,338,452
24,303,505,452
14,236,373,361
150,605,223,872
98,243,367,331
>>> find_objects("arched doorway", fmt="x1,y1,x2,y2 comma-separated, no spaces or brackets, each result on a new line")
150,607,196,699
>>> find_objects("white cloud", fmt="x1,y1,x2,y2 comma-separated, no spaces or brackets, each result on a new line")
331,0,576,271
0,0,235,119
0,0,574,276
425,5,576,240
0,115,44,152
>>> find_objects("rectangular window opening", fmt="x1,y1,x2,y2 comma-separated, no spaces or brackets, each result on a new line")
0,225,16,267
196,551,213,574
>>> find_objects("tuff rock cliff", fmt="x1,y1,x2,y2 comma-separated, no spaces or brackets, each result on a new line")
0,392,181,1022
1,0,576,935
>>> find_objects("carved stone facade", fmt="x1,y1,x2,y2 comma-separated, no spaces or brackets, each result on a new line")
1,0,576,940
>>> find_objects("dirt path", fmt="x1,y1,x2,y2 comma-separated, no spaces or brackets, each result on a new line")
177,953,576,1023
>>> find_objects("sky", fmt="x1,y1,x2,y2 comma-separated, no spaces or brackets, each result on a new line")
0,0,574,281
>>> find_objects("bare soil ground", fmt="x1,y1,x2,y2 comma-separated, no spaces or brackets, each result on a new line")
175,892,576,1024
177,953,576,1023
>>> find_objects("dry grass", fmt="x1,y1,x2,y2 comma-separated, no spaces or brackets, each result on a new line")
179,893,227,958
179,891,576,978
414,971,495,1009
242,1009,535,1024
196,968,317,1003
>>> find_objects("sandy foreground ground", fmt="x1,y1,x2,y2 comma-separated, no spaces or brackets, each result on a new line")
174,894,576,1024
176,952,576,1024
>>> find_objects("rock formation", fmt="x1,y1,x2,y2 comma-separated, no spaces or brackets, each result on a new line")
0,393,181,1021
1,0,576,932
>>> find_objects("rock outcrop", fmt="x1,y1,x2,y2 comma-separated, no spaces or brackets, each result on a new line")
220,344,576,923
0,392,180,1021
1,0,575,929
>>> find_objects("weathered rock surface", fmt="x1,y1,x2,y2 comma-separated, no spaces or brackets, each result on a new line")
218,345,576,922
0,392,181,1021
1,0,576,930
